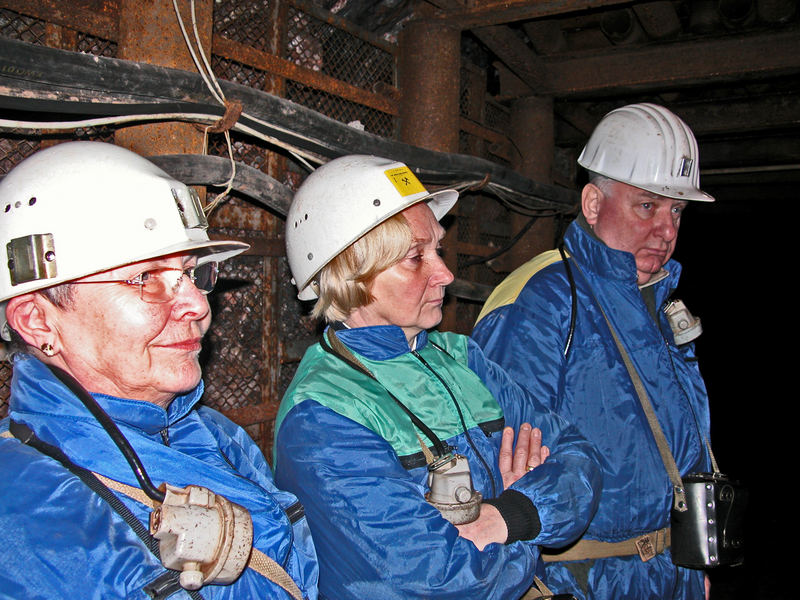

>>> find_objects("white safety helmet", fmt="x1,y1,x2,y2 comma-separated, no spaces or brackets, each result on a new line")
286,154,458,300
0,141,249,334
578,103,714,202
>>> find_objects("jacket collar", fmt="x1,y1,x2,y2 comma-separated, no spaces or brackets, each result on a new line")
330,324,429,361
566,215,682,293
10,354,203,435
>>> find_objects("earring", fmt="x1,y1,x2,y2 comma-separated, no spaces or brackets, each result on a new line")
40,342,55,357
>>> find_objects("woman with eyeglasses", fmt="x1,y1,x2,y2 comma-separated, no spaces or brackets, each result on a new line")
0,142,318,599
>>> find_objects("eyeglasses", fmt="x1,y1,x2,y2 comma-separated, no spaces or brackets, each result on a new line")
71,262,219,303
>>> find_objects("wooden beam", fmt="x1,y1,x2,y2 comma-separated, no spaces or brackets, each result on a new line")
426,0,633,30
476,23,800,99
544,27,800,95
672,95,800,136
472,24,547,90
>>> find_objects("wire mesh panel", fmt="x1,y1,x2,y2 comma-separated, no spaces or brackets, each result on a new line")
213,56,270,89
0,138,41,175
285,79,394,136
213,0,279,54
204,251,266,409
286,3,393,90
0,7,46,44
283,2,396,135
203,251,270,445
75,33,117,57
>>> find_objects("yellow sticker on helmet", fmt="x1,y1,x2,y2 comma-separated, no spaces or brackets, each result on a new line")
384,166,426,197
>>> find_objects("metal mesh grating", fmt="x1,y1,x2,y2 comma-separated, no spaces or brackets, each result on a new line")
212,55,269,90
76,33,117,57
285,79,394,137
0,362,10,417
0,138,41,175
459,67,472,118
213,0,278,53
277,256,321,390
0,8,46,44
485,100,510,132
205,133,274,188
286,5,394,90
203,251,266,413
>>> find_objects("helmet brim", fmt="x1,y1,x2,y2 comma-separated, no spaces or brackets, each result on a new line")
295,188,458,301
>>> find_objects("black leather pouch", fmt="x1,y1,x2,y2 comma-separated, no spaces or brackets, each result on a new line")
671,472,747,568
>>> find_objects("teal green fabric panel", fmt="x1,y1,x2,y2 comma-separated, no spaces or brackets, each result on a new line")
278,330,502,458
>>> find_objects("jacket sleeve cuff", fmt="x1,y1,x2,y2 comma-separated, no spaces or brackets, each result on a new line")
482,489,541,544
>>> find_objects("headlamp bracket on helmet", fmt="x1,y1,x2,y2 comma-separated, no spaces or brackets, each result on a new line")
6,233,57,286
171,187,208,231
678,157,694,178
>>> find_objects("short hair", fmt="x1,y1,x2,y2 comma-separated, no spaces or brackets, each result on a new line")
313,211,413,323
41,283,75,310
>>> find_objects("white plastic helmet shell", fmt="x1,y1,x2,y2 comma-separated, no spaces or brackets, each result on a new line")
286,154,458,300
0,141,249,305
578,103,714,202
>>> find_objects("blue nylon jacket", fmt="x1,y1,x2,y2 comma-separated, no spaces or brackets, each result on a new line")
274,325,601,600
0,355,318,600
472,219,712,600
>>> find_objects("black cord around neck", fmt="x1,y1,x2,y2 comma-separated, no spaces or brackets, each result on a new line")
558,244,578,361
45,363,166,503
319,330,450,459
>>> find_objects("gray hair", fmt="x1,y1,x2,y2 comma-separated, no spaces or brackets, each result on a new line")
2,284,75,359
587,172,617,197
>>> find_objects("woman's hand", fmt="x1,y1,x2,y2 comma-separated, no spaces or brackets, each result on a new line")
498,423,550,489
455,503,508,550
456,424,550,550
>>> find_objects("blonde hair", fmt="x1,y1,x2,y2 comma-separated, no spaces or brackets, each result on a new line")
313,212,413,323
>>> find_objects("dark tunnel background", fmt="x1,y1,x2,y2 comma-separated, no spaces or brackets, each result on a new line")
672,176,790,599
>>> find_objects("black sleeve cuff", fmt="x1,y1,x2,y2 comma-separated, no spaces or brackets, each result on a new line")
482,489,541,544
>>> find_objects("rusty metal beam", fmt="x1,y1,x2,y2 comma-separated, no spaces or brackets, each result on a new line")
222,403,278,428
1,0,117,39
213,35,399,116
425,0,634,29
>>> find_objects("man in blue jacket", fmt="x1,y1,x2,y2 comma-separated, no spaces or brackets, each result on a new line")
473,103,715,600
